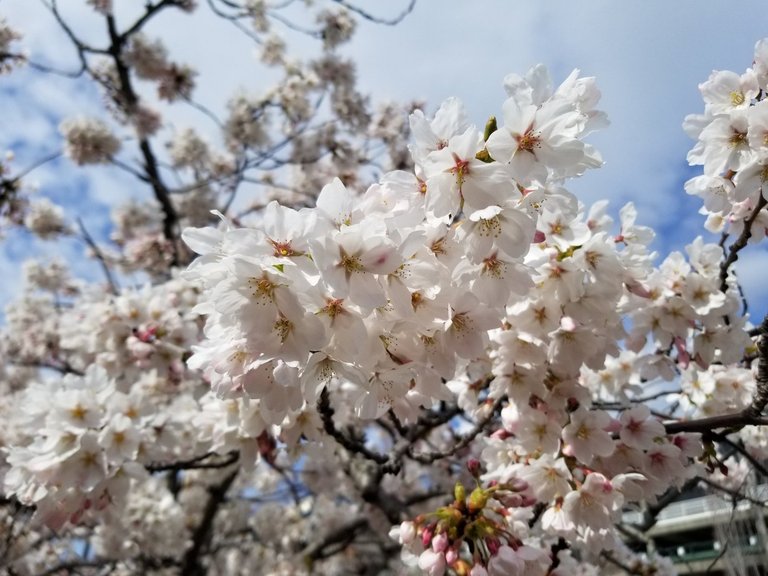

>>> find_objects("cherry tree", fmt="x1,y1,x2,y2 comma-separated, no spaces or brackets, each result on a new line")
1,2,768,575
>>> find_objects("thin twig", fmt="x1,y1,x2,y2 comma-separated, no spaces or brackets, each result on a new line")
76,218,119,295
407,396,505,464
700,477,768,508
330,0,417,26
119,0,179,41
302,517,368,563
0,53,86,78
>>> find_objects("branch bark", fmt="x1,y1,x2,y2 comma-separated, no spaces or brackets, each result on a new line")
180,469,239,576
104,13,181,265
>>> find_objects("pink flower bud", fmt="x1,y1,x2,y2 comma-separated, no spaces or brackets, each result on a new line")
432,532,449,553
467,458,482,477
485,537,500,556
497,493,522,508
422,524,435,548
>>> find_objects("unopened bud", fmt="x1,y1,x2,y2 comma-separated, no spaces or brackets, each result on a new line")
467,458,483,478
485,537,500,556
454,481,466,504
432,532,449,553
483,116,497,141
468,487,488,513
421,524,435,548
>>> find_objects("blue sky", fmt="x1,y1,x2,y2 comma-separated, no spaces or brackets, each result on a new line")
2,1,768,319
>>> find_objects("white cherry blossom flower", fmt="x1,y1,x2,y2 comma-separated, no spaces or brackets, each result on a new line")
562,408,615,463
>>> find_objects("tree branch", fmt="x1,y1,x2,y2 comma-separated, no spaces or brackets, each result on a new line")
407,396,505,464
120,0,180,41
104,13,181,265
745,313,768,419
180,469,239,576
317,388,388,465
664,412,768,434
146,450,239,472
719,194,768,292
302,517,368,563
77,217,119,295
330,0,417,26
666,313,768,434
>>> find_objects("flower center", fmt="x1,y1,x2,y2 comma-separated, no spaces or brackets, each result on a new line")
517,130,541,152
730,90,745,106
268,238,301,257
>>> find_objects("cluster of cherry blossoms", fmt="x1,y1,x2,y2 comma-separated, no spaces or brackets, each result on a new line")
176,61,762,573
183,66,610,422
660,38,768,477
3,280,196,525
0,277,285,570
0,16,22,74
685,39,768,236
4,0,768,572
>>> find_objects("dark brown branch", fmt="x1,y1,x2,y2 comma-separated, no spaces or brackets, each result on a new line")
302,517,368,563
104,13,181,265
317,388,388,465
745,313,768,418
401,488,448,507
146,450,239,472
34,560,114,576
601,551,645,575
10,359,84,376
664,412,768,434
666,322,768,433
633,477,701,532
616,522,650,544
120,0,180,41
407,396,505,464
180,469,239,576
